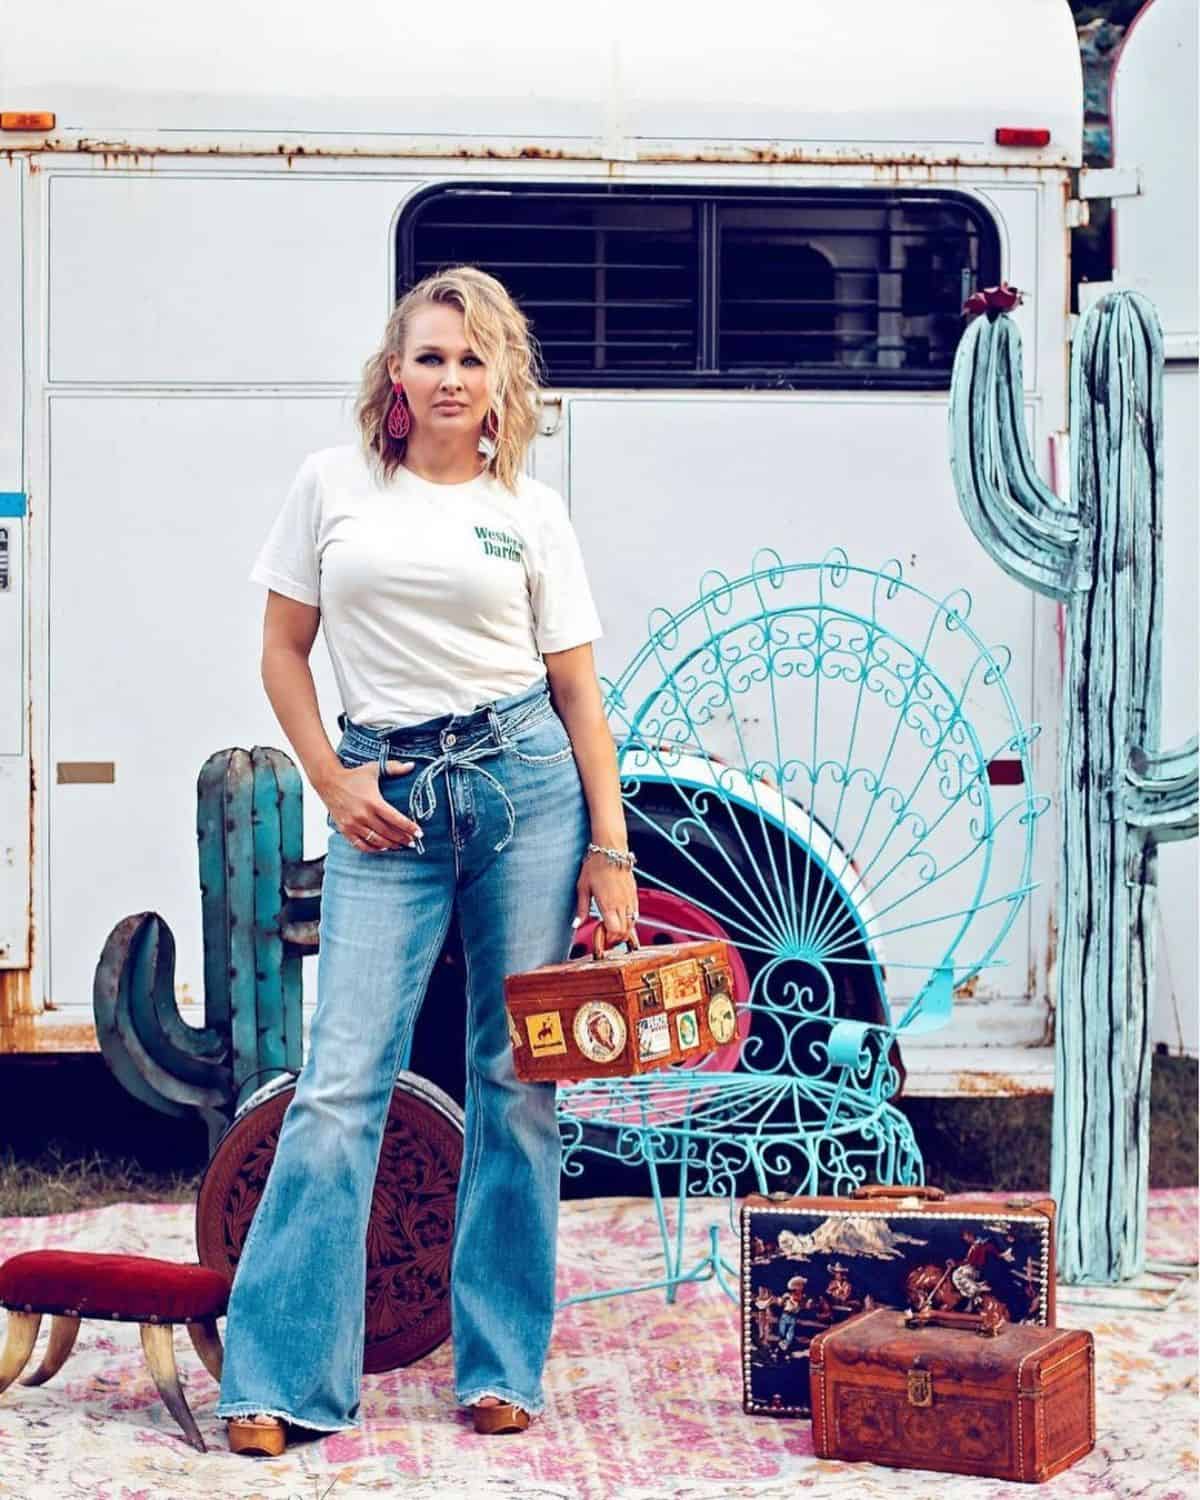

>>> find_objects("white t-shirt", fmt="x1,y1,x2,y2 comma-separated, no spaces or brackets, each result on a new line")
248,444,604,728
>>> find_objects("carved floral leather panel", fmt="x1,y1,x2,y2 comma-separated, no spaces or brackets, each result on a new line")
835,1383,1014,1467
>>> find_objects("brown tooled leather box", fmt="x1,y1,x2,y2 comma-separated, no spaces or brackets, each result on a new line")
503,929,736,1083
809,1306,1095,1484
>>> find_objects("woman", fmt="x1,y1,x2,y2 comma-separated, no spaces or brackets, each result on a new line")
215,265,637,1455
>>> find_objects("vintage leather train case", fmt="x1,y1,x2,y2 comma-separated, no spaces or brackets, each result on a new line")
503,928,736,1083
809,1306,1095,1483
741,1186,1056,1417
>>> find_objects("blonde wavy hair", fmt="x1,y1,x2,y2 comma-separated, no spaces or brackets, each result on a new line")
355,265,543,495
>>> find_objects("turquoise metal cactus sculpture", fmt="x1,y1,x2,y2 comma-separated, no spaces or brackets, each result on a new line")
948,288,1199,1284
94,746,320,1155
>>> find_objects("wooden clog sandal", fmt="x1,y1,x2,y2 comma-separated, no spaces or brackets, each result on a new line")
226,1413,287,1456
471,1400,531,1435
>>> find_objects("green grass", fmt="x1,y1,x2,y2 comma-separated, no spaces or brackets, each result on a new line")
0,1142,203,1218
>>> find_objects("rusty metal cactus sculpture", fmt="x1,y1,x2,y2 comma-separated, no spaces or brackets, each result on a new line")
948,288,1198,1283
93,747,322,1155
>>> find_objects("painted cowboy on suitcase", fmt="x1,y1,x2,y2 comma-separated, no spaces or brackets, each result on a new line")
741,1185,1056,1417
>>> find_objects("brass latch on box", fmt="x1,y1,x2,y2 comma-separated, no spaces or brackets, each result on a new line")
639,970,664,1012
907,1367,933,1408
698,955,728,998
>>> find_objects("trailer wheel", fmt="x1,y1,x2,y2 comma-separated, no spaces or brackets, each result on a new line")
562,774,900,1135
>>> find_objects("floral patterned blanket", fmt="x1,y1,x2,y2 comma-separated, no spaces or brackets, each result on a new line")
0,1190,1195,1499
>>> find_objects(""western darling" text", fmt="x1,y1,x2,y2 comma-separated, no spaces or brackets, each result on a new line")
474,524,523,563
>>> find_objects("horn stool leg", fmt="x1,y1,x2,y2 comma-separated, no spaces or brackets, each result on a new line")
185,1317,223,1381
141,1323,207,1453
19,1313,81,1386
0,1311,41,1395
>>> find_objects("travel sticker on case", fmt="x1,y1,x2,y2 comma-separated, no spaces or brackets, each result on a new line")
658,958,702,1009
573,1001,627,1065
507,1010,524,1050
675,1008,700,1051
707,990,737,1045
637,1012,671,1061
527,1011,567,1057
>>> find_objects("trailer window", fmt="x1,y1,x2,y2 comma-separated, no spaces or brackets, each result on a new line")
397,185,999,391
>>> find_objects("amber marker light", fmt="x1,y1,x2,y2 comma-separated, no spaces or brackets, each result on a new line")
1,112,56,131
994,127,1051,147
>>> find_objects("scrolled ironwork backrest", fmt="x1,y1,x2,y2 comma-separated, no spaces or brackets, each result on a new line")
599,548,1048,1091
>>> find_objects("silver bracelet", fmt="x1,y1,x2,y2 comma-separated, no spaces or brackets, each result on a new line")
587,841,637,870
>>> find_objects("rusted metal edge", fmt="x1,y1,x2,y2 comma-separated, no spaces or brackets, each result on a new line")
0,1013,100,1053
901,1046,1057,1098
5,137,1077,172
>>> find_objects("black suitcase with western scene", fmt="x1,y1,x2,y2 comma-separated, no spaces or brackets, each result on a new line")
741,1184,1057,1417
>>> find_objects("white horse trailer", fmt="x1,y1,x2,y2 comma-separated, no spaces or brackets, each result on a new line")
0,0,1187,1089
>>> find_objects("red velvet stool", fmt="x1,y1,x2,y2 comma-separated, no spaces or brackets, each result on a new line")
0,1249,231,1451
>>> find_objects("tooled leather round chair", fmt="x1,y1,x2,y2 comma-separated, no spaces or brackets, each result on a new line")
196,1068,465,1372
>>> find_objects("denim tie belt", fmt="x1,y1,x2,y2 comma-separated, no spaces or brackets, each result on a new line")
403,738,517,855
347,691,553,857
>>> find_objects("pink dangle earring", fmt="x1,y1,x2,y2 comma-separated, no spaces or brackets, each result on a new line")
386,381,411,442
478,408,499,458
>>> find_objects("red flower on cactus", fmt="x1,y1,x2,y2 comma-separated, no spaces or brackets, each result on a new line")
963,282,1024,320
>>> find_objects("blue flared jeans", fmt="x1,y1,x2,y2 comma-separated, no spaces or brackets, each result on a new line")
214,674,589,1429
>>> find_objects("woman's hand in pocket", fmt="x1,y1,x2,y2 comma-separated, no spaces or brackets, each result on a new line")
322,760,423,851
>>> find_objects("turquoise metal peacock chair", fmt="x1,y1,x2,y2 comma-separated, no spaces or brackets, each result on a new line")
555,548,1048,1308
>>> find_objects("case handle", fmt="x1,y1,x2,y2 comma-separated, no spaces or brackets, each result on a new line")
591,925,641,960
904,1306,1006,1337
852,1184,946,1202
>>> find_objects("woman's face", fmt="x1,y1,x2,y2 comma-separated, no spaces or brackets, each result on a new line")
387,302,492,438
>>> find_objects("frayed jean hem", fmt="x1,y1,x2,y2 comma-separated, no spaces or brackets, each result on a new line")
457,1385,544,1417
214,1403,360,1433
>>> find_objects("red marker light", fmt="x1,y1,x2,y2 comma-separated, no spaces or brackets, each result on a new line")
995,127,1051,148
